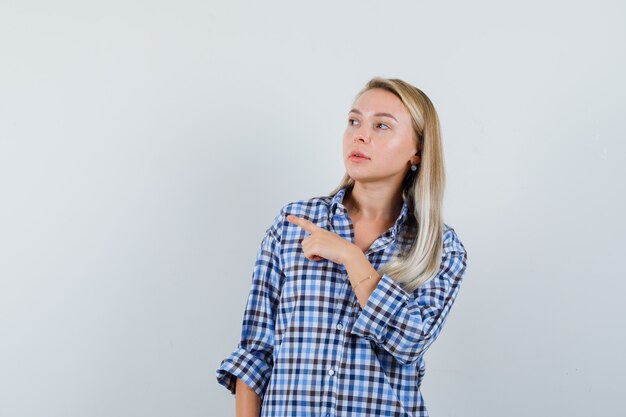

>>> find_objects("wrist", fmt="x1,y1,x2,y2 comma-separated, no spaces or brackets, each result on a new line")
341,244,362,266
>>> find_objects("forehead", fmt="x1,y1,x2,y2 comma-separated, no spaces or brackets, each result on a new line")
352,88,409,118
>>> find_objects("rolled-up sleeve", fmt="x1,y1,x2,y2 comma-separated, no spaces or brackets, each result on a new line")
215,213,284,398
351,228,468,366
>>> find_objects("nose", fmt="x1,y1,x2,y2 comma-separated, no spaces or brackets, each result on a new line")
353,125,370,143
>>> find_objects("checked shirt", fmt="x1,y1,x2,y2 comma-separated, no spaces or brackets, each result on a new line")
216,185,468,417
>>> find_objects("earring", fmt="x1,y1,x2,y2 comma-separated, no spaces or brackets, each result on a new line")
410,164,417,172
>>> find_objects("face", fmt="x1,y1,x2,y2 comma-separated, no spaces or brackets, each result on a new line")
343,88,419,185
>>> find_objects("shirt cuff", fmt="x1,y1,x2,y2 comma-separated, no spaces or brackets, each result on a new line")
350,273,411,344
215,346,273,398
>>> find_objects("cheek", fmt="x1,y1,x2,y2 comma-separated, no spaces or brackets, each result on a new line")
342,131,352,147
379,139,413,164
384,139,407,154
389,132,417,154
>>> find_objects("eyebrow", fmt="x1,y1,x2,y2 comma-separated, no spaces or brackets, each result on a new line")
349,109,398,122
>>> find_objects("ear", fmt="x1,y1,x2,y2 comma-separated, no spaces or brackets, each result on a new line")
411,153,421,165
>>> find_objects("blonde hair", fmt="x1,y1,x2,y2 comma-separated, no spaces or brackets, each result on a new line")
329,77,445,292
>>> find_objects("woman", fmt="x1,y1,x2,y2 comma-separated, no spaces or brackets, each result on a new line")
216,77,469,417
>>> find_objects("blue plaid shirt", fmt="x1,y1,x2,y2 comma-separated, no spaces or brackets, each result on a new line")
216,185,468,417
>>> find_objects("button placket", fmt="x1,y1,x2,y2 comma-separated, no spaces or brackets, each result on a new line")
324,297,348,417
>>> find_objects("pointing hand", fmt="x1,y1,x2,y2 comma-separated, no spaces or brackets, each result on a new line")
286,214,357,265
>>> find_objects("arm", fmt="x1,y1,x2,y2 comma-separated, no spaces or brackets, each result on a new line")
349,229,468,366
344,249,382,310
235,378,262,417
216,212,284,399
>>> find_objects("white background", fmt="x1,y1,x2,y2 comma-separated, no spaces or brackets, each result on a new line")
1,1,624,416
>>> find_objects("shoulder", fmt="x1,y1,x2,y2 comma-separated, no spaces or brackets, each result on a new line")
442,222,468,258
264,193,333,242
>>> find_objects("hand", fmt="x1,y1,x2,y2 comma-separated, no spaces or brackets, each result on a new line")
286,214,357,265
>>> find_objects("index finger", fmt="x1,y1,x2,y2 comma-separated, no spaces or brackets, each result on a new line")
286,214,318,233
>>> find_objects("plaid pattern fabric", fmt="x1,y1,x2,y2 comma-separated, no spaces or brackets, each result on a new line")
216,185,468,417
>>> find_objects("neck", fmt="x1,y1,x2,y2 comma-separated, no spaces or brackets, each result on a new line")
345,182,404,223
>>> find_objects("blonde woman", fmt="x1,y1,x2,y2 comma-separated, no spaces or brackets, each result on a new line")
216,77,469,417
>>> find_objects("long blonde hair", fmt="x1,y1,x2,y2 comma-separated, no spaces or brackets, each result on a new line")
329,77,445,292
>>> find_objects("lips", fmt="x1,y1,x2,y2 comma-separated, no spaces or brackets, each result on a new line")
349,150,370,159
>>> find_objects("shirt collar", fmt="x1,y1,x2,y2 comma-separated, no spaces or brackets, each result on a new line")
329,185,410,237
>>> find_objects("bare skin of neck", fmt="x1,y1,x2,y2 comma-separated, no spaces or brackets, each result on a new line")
343,187,403,253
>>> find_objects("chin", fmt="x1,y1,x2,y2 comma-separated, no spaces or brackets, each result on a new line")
345,171,375,182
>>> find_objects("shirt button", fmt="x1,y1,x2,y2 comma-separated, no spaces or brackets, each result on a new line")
328,369,335,376
336,322,344,330
335,208,341,215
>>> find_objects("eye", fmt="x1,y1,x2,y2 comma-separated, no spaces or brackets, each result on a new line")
348,118,359,126
376,122,390,130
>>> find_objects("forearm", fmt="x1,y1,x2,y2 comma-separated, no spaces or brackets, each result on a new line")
235,378,261,417
343,247,380,309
